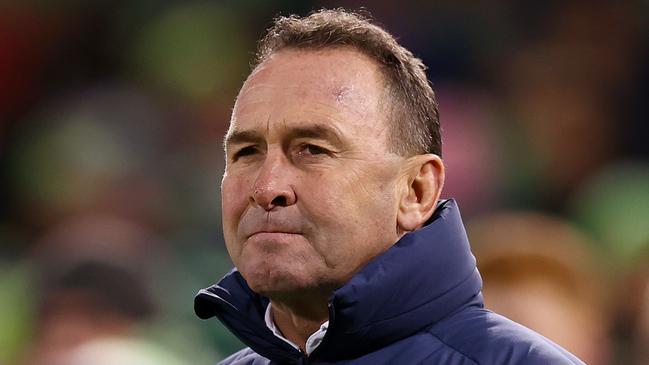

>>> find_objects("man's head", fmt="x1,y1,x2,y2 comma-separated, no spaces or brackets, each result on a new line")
221,9,444,298
255,9,441,157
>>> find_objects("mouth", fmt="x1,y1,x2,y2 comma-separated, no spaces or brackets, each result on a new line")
245,231,303,246
238,212,304,242
248,230,301,238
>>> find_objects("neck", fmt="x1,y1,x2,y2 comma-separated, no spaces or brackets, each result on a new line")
268,292,330,352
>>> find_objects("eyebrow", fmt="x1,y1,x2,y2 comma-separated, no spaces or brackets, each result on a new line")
223,129,264,150
224,122,345,150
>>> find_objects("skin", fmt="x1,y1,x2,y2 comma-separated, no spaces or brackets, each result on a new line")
221,47,444,351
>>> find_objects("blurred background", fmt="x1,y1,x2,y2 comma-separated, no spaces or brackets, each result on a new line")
0,0,647,364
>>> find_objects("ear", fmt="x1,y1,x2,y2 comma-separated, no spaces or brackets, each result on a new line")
397,154,445,233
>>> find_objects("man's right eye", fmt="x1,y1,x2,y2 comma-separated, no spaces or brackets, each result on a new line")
232,146,258,161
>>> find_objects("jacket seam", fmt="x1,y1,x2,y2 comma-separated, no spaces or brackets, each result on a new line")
424,331,480,365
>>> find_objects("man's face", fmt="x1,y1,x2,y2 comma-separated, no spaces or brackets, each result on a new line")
222,48,405,296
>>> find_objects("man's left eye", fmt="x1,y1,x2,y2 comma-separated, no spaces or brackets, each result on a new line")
298,144,328,156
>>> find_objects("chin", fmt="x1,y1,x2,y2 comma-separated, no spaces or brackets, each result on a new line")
242,265,321,296
244,267,299,291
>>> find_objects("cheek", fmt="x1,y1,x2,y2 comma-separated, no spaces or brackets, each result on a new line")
221,174,251,250
301,169,398,252
308,167,397,221
331,168,397,215
222,171,252,211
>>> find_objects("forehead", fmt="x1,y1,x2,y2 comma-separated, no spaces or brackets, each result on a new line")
230,48,388,136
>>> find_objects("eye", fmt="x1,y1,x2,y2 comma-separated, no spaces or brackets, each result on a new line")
297,144,329,156
232,146,259,161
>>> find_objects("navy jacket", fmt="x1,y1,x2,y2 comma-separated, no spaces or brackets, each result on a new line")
195,199,585,364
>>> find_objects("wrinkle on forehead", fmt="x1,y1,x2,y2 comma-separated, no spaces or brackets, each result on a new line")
231,48,390,139
244,49,376,95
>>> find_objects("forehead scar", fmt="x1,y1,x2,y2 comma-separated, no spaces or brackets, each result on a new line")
332,86,352,103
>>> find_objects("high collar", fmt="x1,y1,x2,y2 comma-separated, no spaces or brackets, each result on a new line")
195,199,483,363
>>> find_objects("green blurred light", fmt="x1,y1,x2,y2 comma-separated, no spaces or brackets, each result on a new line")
130,3,249,100
570,162,649,263
0,262,33,364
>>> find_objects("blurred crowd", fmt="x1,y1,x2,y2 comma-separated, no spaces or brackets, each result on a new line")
0,1,647,364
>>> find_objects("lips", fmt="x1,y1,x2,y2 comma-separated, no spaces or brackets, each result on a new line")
238,210,304,239
248,230,301,238
247,232,302,247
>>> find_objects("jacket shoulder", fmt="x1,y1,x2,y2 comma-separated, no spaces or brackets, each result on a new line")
217,347,271,365
428,308,585,365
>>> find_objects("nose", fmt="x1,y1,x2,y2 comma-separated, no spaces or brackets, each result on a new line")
250,152,297,211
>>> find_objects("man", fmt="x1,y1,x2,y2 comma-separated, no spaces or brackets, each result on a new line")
195,9,585,365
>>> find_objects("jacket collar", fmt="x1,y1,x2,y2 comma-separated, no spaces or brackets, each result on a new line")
195,199,483,362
